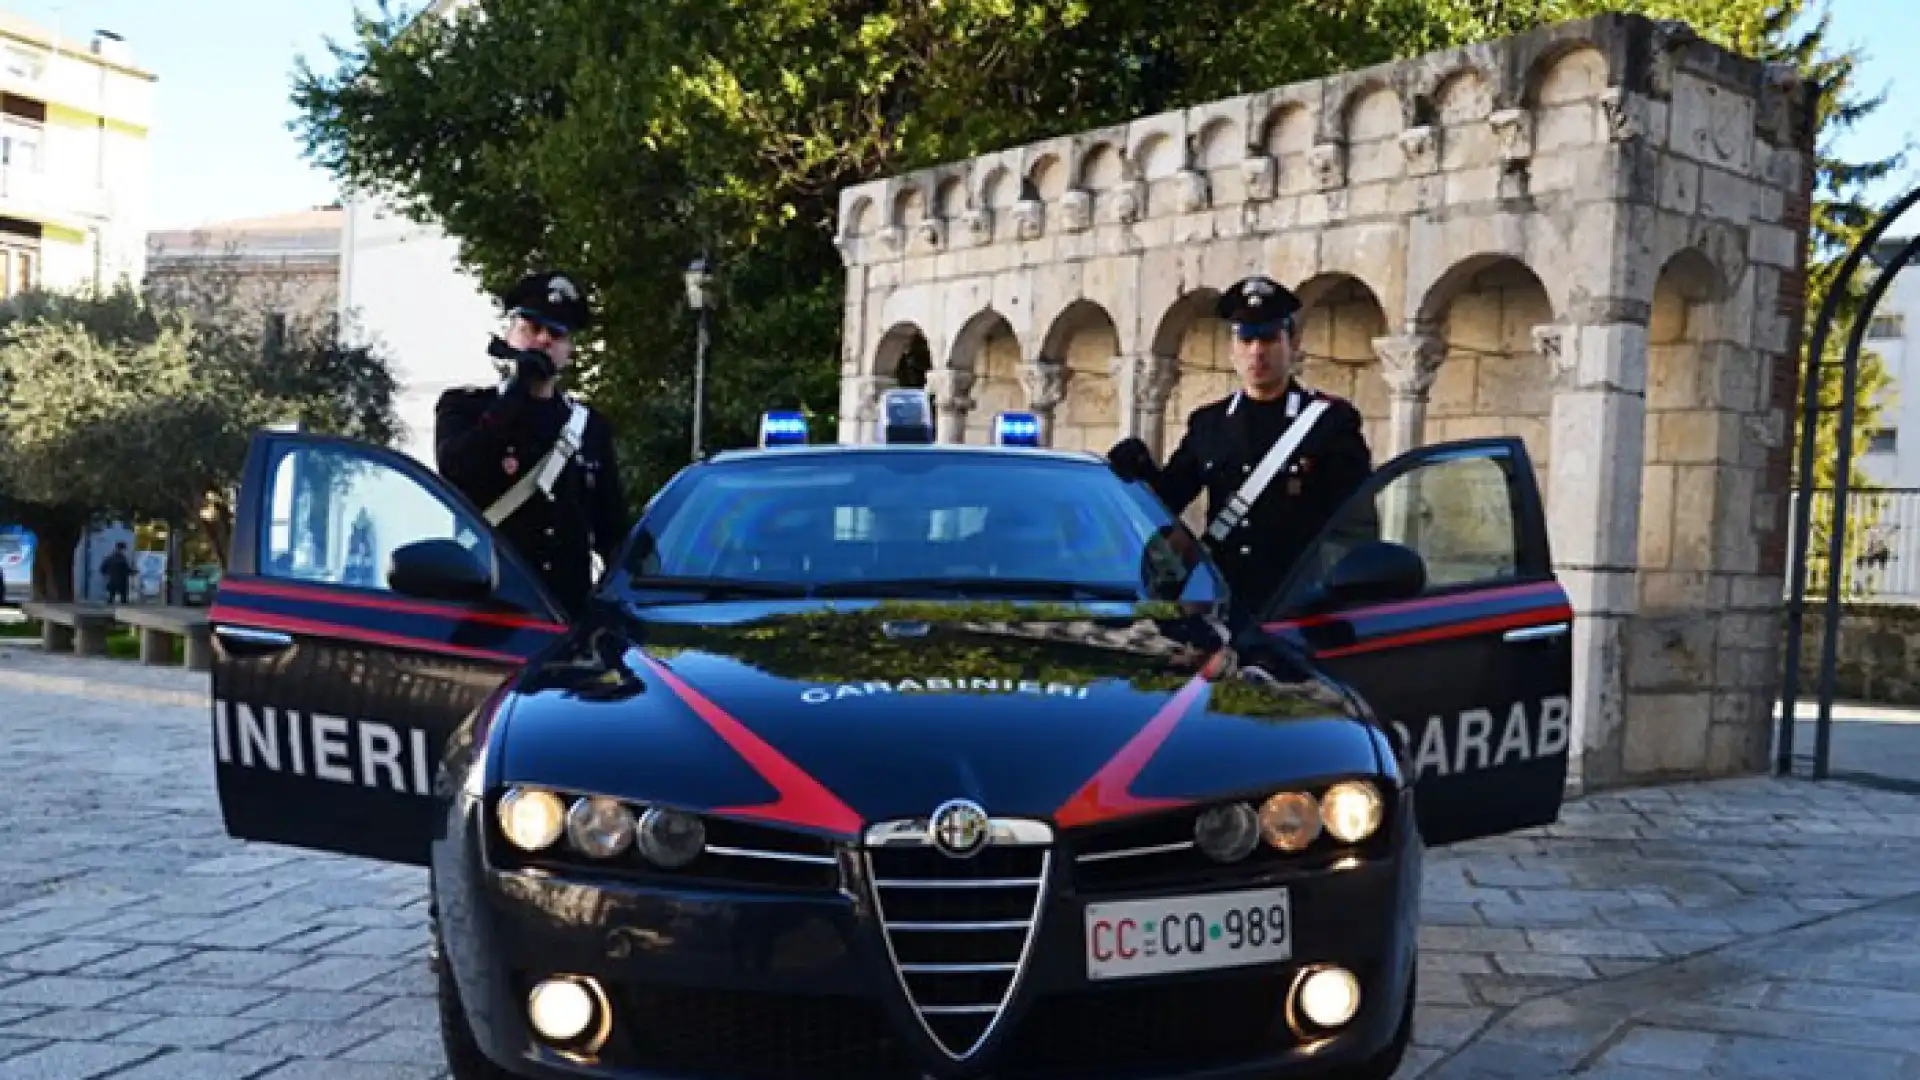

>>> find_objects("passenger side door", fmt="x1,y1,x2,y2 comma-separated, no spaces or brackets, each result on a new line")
209,432,570,866
1253,437,1573,847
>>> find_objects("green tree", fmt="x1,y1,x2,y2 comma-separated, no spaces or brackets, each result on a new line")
288,0,1487,504
0,283,399,602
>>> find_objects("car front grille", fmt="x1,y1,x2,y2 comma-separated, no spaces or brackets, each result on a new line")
861,814,1051,1061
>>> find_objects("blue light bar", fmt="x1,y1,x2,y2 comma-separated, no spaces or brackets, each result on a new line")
993,411,1041,447
877,388,935,444
759,410,809,447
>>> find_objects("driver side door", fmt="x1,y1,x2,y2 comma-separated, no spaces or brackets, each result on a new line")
208,431,571,866
1255,437,1573,847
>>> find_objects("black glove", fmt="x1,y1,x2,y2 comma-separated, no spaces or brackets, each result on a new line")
1107,436,1160,484
488,335,556,393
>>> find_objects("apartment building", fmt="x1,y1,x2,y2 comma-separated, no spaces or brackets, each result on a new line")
0,12,154,299
1859,237,1920,488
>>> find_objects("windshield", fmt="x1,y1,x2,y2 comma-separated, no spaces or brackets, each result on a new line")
613,450,1222,604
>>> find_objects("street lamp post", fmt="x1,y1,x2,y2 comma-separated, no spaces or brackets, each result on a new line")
684,257,715,460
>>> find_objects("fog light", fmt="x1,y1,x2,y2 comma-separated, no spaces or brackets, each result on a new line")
528,977,597,1042
1298,966,1361,1029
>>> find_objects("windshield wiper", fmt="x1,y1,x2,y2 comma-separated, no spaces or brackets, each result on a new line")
808,577,1139,602
623,576,814,600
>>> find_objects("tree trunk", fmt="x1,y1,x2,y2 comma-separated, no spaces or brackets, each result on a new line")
24,513,83,603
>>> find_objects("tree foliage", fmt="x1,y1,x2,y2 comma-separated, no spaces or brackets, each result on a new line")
0,270,399,601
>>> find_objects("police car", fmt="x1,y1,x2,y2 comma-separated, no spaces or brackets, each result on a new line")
206,389,1572,1080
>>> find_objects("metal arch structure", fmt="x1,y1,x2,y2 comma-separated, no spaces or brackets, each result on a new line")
1777,182,1920,780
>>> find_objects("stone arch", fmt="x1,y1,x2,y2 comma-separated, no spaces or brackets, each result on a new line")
1420,255,1558,498
1040,300,1122,453
1527,41,1611,106
1342,84,1406,185
1433,68,1496,169
947,308,1026,444
874,322,932,386
1079,142,1126,190
1636,248,1733,607
1028,154,1067,200
934,176,967,218
979,166,1018,210
891,184,928,228
1295,274,1393,452
1152,289,1230,449
1194,117,1241,168
843,195,878,238
1258,101,1317,196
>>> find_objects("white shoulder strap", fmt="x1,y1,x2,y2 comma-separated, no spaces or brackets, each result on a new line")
484,398,591,527
1205,396,1330,543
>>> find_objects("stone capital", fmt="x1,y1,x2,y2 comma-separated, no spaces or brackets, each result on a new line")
1109,353,1183,412
924,368,975,414
849,374,898,423
1019,358,1071,412
1372,333,1447,400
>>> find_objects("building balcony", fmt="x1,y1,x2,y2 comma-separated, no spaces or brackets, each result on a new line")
0,166,109,230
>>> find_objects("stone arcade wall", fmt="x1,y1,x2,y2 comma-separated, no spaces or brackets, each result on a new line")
831,14,1817,792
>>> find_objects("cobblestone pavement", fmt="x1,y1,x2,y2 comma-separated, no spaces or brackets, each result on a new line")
5,648,1920,1079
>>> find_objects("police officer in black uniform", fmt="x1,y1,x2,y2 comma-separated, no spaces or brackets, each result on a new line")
435,270,628,619
1129,275,1374,621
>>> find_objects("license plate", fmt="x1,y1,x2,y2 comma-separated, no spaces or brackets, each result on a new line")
1084,887,1291,980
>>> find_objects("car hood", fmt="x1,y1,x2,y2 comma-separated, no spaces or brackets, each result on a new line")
496,599,1384,835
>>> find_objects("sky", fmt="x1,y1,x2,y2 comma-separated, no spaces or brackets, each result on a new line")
1,0,1915,231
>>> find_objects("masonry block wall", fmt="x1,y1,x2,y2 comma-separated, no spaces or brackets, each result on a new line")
832,13,1816,793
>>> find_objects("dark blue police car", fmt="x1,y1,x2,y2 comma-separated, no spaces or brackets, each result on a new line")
205,389,1573,1079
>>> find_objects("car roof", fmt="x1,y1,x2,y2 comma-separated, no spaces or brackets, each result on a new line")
702,443,1110,467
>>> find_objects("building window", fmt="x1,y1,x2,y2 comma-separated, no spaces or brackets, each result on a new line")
0,118,41,175
1868,314,1905,339
1868,428,1898,454
2,47,44,83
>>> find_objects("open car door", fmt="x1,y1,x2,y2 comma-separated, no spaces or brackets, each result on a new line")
1254,437,1572,847
208,431,571,866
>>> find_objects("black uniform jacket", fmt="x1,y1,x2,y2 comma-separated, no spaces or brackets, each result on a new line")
1152,381,1374,614
434,385,628,618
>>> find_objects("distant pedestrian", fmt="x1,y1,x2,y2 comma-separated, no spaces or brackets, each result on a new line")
101,542,133,604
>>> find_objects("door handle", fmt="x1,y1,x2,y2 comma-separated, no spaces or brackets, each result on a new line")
1503,621,1570,643
215,625,295,655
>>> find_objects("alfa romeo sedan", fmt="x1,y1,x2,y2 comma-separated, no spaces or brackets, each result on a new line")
206,395,1572,1080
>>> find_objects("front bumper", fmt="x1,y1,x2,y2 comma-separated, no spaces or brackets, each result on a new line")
433,797,1421,1080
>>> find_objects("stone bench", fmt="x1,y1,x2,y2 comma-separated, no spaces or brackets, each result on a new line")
19,602,117,657
113,605,213,672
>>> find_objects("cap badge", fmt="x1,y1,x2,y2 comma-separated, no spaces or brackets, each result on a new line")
547,276,579,304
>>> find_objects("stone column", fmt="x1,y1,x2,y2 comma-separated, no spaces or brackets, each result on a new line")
1371,330,1446,458
924,368,976,443
1107,354,1183,454
1018,359,1071,446
1538,314,1649,794
840,374,896,444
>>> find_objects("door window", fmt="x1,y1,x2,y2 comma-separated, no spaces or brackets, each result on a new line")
260,443,489,591
1283,445,1530,603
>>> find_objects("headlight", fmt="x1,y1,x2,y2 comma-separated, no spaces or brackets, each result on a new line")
1320,781,1384,843
635,806,706,868
1258,791,1322,852
1194,803,1260,862
566,796,636,858
498,788,566,851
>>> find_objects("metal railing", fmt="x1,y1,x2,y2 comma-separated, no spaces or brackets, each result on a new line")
1786,487,1920,602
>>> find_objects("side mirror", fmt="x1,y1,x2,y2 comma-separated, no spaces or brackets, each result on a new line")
1321,541,1426,608
388,539,494,603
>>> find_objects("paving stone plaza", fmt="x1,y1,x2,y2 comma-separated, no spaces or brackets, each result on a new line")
3,648,1920,1079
